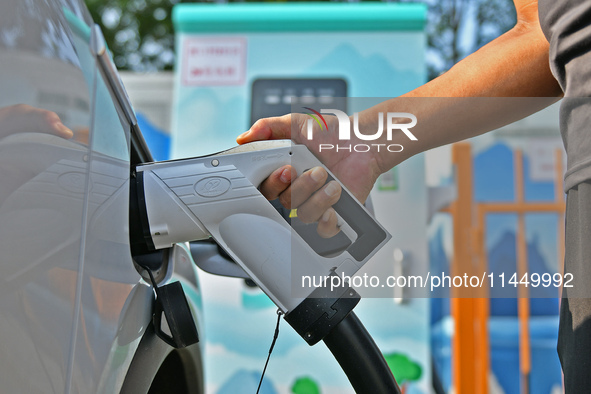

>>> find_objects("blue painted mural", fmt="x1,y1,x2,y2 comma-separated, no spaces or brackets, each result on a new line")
429,141,563,393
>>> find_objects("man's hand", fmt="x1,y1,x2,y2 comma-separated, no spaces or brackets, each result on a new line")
237,113,383,238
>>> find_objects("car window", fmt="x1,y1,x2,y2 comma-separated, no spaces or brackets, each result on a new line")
64,8,130,160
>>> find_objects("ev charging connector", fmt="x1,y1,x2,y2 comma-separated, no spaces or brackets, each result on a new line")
131,140,390,345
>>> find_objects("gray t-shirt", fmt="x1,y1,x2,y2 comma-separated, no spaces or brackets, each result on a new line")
539,0,591,191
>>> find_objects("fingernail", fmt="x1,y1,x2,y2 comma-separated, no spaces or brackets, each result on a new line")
324,181,340,197
321,210,332,223
310,166,325,182
54,122,73,138
280,168,291,183
237,130,249,140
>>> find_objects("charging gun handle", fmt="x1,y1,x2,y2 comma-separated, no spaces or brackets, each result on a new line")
261,143,390,264
136,140,390,322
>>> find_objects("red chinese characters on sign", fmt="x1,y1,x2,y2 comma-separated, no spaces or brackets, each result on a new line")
182,37,247,86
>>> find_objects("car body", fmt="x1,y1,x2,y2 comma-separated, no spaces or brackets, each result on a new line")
0,0,204,392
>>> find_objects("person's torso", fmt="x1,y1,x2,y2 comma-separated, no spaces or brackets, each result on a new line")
539,0,591,96
539,0,591,191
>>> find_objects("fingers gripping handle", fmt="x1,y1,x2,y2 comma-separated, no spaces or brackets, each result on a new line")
289,144,389,262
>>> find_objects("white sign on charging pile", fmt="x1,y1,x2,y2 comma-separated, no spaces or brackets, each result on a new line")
171,3,431,393
181,37,246,86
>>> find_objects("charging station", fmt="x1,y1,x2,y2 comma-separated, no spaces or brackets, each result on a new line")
172,3,430,392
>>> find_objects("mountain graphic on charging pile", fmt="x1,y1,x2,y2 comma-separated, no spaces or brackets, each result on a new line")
424,227,560,318
173,89,244,158
488,231,559,316
308,43,423,96
474,143,555,202
473,142,559,315
217,369,277,394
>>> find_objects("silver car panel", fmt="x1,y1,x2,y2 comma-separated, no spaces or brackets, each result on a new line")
0,1,203,392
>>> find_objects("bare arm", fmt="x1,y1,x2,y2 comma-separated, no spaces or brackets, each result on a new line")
237,0,562,233
411,0,558,98
356,0,562,172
